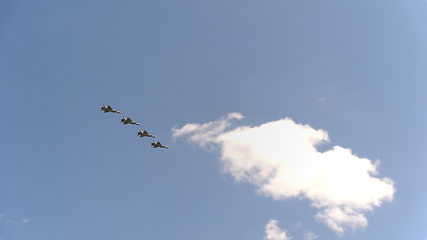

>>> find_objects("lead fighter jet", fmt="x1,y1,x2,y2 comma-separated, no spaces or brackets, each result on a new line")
101,105,121,114
137,130,156,138
121,117,140,125
151,141,170,149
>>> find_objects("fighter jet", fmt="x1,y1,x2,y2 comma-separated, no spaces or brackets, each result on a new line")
137,130,156,138
121,117,140,125
101,105,121,114
151,141,170,149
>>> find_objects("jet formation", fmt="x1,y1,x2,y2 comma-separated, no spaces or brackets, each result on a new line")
101,105,170,149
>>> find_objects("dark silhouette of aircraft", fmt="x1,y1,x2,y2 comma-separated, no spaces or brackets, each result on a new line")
101,105,121,114
138,130,156,138
121,117,140,125
151,141,170,149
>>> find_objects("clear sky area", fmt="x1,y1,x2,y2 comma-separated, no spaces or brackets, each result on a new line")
1,0,426,239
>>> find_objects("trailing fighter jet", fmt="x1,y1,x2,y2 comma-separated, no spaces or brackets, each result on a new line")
151,141,170,149
121,117,140,125
137,130,156,138
101,105,121,114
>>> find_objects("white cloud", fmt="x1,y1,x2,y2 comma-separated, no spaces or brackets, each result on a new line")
315,206,367,233
172,112,243,149
173,113,395,233
264,220,292,240
304,231,318,240
22,218,30,224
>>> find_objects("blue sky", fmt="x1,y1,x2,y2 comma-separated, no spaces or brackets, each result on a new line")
0,0,426,239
